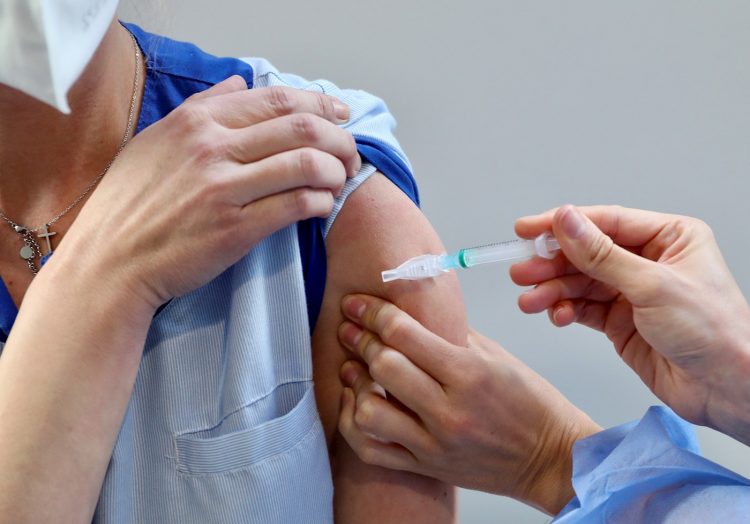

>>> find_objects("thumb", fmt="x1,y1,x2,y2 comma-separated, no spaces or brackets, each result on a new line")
552,205,654,294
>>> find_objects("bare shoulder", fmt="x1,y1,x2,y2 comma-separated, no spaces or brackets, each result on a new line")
311,172,466,523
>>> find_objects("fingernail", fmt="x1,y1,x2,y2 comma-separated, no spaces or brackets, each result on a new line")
339,321,364,349
333,99,350,123
560,206,588,239
552,305,564,325
342,295,366,320
340,362,360,386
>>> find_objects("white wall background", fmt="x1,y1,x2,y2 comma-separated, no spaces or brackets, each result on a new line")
119,1,750,522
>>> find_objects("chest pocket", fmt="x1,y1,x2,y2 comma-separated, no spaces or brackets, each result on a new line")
174,381,317,474
112,230,335,523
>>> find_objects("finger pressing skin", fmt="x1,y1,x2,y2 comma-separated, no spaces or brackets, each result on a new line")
339,362,435,453
518,273,618,314
338,322,446,416
340,294,462,382
206,86,350,128
228,113,360,177
338,388,421,472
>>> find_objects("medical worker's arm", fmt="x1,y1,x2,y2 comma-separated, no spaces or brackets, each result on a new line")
312,173,465,522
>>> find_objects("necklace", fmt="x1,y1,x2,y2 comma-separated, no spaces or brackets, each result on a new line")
0,32,141,275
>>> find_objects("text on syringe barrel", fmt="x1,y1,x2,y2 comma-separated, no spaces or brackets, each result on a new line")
459,240,537,267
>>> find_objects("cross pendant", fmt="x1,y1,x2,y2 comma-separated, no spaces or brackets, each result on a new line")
37,224,57,255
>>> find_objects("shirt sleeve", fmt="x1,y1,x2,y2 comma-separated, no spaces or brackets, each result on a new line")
554,406,750,523
241,57,419,331
241,56,418,229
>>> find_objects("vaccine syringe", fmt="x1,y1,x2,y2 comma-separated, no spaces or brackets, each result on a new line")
381,233,560,283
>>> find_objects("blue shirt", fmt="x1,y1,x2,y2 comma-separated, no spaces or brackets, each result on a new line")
0,23,418,523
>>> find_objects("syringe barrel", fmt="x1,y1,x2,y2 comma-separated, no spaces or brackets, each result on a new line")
460,240,536,267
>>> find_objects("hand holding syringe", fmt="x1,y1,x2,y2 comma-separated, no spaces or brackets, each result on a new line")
382,233,560,282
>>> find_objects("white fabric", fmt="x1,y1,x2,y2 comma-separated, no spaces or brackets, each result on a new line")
0,0,119,112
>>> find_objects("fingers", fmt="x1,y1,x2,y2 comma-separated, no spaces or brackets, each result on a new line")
547,299,610,331
515,205,671,247
228,113,361,177
339,361,435,453
239,187,335,241
518,273,618,314
338,387,422,473
338,321,447,416
186,75,249,101
340,294,462,382
549,205,660,295
231,148,347,203
509,253,578,287
204,85,350,128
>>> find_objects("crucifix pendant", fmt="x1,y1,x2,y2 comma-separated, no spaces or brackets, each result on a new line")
37,224,57,256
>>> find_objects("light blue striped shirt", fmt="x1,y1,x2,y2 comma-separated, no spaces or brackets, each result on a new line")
0,23,418,523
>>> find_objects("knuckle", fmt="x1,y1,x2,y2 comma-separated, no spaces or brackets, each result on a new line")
465,363,490,391
291,113,322,143
316,93,335,118
292,189,315,215
368,349,397,382
354,400,376,432
585,234,615,271
379,308,407,344
359,331,382,362
443,412,472,442
291,189,331,218
297,148,323,182
358,446,379,466
174,102,211,133
265,86,296,115
191,132,227,165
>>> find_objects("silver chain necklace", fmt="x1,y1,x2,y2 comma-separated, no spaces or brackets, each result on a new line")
0,32,141,275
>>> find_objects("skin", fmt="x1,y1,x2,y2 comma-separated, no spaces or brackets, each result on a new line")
313,173,466,522
335,203,750,517
513,204,750,445
336,294,599,515
0,18,372,522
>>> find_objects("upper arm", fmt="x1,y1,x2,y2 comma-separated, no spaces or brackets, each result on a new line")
311,172,467,523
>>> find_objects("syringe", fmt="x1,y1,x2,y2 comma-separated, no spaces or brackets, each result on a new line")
381,233,560,283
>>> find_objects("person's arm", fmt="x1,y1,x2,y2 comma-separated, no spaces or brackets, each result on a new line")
311,173,466,522
513,205,750,445
0,80,359,523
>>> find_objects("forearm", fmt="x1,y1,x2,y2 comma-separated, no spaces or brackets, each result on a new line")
706,317,750,447
0,261,154,522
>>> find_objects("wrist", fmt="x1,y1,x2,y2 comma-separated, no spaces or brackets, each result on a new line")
705,314,750,446
31,247,157,331
517,410,601,515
